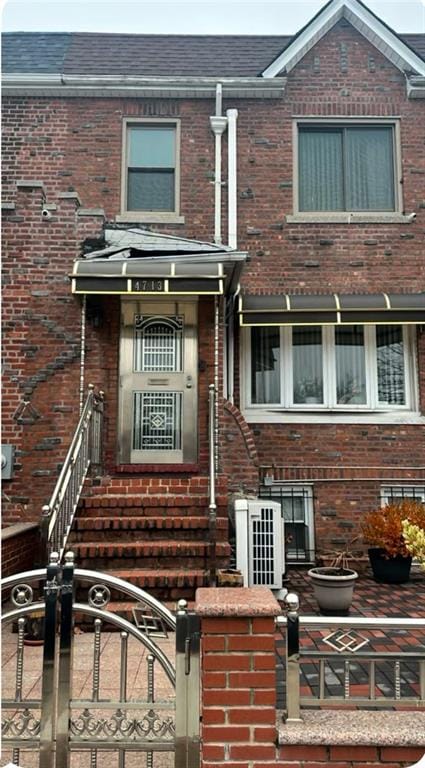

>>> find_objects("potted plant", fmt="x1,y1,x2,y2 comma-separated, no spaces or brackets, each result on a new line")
362,500,425,584
308,538,359,615
402,519,425,569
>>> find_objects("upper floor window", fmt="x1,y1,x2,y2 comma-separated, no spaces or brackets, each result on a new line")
297,122,399,213
121,119,181,221
246,324,415,412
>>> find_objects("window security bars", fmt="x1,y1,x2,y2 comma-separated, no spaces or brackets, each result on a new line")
278,594,425,721
40,385,104,563
133,391,182,451
380,486,425,505
260,485,315,563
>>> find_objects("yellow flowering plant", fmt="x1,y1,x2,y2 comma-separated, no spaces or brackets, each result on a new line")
402,520,425,569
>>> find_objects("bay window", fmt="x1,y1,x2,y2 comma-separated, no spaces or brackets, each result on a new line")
248,324,414,411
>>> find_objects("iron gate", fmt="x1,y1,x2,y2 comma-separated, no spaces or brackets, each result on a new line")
1,552,200,768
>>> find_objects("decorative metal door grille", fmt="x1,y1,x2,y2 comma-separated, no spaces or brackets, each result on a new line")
133,391,182,451
1,554,200,768
251,507,275,586
134,316,183,372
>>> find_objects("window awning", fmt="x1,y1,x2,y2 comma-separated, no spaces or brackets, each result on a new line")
71,257,226,295
239,293,425,326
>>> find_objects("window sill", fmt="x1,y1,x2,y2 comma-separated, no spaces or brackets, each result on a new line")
286,213,413,225
116,213,185,225
243,409,424,425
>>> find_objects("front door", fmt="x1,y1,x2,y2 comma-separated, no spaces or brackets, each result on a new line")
119,299,198,464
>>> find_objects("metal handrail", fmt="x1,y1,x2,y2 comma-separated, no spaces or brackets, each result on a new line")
40,385,104,562
279,593,425,722
208,383,217,586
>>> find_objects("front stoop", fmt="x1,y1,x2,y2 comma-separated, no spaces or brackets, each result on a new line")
69,482,230,611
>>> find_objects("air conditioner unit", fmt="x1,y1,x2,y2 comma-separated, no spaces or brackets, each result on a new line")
234,499,287,600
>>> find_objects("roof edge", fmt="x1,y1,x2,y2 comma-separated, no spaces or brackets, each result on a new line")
261,0,425,79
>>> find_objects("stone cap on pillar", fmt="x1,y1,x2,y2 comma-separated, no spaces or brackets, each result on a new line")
195,586,281,617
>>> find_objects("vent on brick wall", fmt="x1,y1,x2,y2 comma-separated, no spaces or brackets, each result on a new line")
234,499,287,600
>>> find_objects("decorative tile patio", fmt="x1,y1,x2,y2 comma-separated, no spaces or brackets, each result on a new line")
276,565,425,711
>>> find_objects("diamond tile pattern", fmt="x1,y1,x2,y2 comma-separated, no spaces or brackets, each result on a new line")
276,567,425,710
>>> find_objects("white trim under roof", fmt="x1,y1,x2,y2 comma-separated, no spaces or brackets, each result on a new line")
261,0,425,78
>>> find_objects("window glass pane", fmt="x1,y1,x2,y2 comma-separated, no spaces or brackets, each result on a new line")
128,169,175,211
292,327,324,404
345,128,394,211
335,325,366,404
376,325,405,405
128,126,175,168
299,129,344,211
251,328,280,404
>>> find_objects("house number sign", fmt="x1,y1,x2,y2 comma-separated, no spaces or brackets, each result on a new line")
132,279,165,292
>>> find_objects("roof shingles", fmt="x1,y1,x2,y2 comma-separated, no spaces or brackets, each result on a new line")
1,30,424,78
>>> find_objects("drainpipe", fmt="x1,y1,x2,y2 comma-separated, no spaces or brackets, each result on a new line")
226,108,238,250
209,84,228,245
226,108,238,402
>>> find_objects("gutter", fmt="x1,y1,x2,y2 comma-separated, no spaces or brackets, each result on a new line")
2,73,286,99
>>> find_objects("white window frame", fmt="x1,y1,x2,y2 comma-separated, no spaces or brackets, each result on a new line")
381,486,425,506
243,324,417,414
289,117,405,224
119,117,183,224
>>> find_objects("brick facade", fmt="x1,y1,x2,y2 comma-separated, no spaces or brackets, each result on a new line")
1,16,424,560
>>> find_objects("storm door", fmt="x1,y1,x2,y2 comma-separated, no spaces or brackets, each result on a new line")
119,300,197,464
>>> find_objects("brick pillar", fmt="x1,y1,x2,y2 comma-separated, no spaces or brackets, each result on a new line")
195,586,281,768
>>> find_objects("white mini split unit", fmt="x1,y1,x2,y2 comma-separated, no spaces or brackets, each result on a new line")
234,499,287,600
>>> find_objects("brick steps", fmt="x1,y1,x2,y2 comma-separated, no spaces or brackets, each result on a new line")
71,539,230,569
72,515,228,542
81,494,227,516
71,484,230,602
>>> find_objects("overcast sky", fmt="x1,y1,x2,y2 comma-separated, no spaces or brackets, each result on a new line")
2,0,425,34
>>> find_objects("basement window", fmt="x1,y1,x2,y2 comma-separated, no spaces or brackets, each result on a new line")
381,486,425,506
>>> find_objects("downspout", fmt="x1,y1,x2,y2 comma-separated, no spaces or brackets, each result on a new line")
79,295,87,414
209,84,228,245
226,108,238,250
226,108,239,402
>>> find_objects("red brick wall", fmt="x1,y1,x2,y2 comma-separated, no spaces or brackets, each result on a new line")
277,744,425,767
2,20,424,538
1,524,40,576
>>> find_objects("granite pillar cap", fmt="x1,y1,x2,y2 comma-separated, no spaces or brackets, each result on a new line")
195,587,281,617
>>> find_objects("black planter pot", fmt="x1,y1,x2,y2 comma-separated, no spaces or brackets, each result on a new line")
368,548,412,584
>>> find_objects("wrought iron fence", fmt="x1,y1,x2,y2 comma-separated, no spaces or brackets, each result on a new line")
277,593,425,721
40,385,104,563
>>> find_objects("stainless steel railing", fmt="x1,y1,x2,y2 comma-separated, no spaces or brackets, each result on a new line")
278,592,425,721
208,383,217,586
40,384,104,562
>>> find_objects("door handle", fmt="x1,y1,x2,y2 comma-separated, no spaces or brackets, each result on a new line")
185,375,193,389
